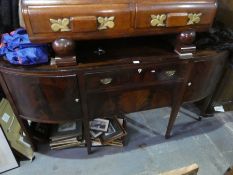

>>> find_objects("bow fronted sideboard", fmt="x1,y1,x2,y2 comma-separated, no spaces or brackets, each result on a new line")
0,38,228,154
0,0,225,154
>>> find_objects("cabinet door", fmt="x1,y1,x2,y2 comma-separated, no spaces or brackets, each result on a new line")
184,51,228,102
2,73,82,123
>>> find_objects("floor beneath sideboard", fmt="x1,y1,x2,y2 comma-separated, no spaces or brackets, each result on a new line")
4,107,233,175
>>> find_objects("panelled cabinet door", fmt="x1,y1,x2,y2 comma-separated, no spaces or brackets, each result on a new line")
2,73,82,123
212,66,233,105
184,51,228,102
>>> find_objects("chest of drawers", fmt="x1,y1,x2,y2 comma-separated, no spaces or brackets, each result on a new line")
21,0,217,42
20,0,217,66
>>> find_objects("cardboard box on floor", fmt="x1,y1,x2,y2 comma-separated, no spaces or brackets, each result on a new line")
0,98,34,160
0,126,18,173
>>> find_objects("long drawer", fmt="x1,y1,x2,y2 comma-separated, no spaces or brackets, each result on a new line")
84,63,186,91
27,4,132,34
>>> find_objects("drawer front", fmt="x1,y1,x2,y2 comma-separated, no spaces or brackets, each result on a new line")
135,3,216,29
28,4,131,34
85,63,186,91
87,85,174,117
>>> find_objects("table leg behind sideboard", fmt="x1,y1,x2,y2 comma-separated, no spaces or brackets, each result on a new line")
83,117,92,154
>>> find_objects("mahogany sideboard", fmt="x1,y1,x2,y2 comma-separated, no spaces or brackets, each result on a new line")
0,38,228,154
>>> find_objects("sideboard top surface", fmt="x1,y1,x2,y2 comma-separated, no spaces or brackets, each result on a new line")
0,37,224,74
22,0,216,5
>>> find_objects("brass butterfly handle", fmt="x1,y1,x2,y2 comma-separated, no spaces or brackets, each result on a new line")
150,14,167,27
50,18,71,32
187,13,202,25
97,16,115,30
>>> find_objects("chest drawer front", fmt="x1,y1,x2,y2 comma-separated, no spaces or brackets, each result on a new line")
135,3,216,29
85,63,186,90
27,4,131,34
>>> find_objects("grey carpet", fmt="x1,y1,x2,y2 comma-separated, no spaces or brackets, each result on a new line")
3,107,233,175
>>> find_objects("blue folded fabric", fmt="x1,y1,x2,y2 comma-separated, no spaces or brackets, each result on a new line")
0,28,48,65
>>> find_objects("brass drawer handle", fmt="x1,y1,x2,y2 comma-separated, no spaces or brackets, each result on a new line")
50,18,71,32
100,78,112,85
187,13,202,25
150,14,167,27
74,98,80,103
165,70,176,77
97,16,115,30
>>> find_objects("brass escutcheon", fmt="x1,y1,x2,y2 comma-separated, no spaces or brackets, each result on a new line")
97,16,115,30
150,14,167,27
187,13,202,25
50,18,71,32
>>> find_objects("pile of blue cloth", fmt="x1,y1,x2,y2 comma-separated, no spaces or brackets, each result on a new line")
0,28,48,65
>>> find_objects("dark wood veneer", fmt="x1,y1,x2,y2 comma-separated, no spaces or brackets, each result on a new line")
1,73,82,123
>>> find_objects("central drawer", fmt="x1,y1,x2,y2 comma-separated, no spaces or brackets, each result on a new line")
85,63,186,91
87,84,175,117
